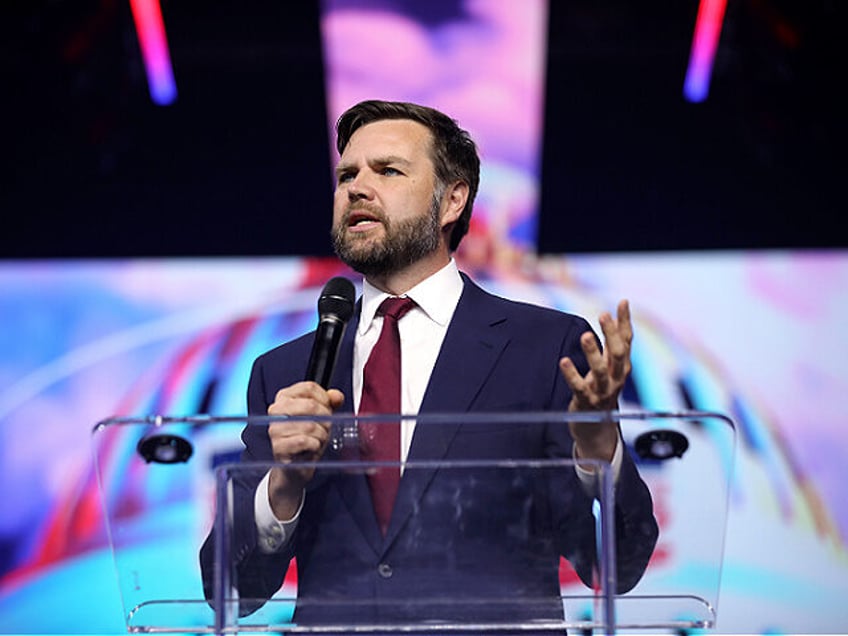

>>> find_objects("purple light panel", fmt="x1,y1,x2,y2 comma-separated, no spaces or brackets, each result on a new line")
130,0,177,105
684,0,728,102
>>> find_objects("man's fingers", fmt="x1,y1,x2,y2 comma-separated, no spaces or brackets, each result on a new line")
272,431,324,457
268,382,344,433
269,397,331,418
580,331,609,393
269,419,330,440
561,356,604,410
271,381,336,413
559,356,583,388
580,331,603,364
598,303,632,383
327,388,345,409
617,299,633,345
560,303,635,413
269,420,330,462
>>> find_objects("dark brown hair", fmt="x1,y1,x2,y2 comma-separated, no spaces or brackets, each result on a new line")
336,100,480,251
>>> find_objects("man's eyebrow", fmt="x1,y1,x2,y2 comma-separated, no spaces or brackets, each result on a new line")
335,155,411,176
335,162,354,177
371,155,411,167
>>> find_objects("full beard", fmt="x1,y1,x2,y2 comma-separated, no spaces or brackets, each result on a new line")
332,198,442,278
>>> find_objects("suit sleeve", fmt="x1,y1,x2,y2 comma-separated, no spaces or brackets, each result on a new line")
199,356,297,615
545,316,658,593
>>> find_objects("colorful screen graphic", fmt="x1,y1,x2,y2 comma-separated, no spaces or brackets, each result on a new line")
2,253,847,633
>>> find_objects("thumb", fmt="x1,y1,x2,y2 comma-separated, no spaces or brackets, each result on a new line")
327,388,345,410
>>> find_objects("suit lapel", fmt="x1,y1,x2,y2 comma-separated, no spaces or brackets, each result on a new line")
384,277,510,549
418,276,510,413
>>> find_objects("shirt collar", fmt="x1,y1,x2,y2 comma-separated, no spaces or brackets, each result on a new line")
358,259,464,335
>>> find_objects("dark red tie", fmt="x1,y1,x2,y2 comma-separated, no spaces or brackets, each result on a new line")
359,296,416,535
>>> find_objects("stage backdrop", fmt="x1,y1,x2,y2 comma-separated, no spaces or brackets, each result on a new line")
1,1,846,633
0,252,847,634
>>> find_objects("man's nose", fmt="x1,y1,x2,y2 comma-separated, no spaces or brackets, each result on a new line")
347,171,375,201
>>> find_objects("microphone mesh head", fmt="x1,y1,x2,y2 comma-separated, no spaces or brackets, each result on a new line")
317,277,356,322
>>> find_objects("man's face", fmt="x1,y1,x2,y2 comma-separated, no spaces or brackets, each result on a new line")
332,119,445,278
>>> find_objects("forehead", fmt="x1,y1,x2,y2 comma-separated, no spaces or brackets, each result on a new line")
340,119,433,163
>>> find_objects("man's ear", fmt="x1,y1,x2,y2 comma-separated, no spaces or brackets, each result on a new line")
440,181,469,228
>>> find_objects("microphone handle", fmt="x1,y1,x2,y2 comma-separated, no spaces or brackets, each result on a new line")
305,316,347,388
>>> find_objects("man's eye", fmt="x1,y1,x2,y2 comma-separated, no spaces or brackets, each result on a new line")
381,167,401,176
338,172,354,184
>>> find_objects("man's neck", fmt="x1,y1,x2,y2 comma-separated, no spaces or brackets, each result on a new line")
365,251,452,296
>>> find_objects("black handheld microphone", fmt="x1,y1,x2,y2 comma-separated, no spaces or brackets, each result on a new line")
305,277,356,388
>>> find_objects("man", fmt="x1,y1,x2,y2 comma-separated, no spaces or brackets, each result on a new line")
201,100,658,628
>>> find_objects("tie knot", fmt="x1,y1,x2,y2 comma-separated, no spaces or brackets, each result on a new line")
377,296,416,321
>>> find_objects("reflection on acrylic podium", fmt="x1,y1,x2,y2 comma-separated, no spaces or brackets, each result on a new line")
91,411,734,634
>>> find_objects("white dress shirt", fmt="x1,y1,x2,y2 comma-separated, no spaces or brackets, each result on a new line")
254,260,622,552
353,259,464,462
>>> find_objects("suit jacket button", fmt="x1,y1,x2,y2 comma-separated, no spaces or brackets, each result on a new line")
377,563,393,579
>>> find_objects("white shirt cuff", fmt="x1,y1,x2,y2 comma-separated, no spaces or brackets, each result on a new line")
574,434,623,496
254,469,303,554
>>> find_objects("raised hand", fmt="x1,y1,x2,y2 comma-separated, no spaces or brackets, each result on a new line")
558,299,633,462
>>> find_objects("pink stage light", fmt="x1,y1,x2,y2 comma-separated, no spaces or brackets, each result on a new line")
129,0,177,105
683,0,727,103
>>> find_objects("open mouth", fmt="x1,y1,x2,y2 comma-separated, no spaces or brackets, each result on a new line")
347,210,382,228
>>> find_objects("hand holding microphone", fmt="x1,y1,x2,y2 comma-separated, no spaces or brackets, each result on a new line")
266,277,355,519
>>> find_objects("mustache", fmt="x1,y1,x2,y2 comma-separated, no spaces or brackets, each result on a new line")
340,203,387,225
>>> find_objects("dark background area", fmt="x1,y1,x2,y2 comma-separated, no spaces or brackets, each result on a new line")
540,0,844,252
2,0,333,257
2,0,844,257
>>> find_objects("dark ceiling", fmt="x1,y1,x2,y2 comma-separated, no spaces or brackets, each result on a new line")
540,0,844,252
3,1,332,257
2,0,843,257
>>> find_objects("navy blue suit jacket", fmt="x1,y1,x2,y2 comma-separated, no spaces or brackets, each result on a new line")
201,275,658,626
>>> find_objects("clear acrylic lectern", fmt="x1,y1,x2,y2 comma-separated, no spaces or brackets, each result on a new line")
91,411,734,634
